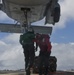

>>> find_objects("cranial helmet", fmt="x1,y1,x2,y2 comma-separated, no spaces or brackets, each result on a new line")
28,28,32,31
27,27,34,33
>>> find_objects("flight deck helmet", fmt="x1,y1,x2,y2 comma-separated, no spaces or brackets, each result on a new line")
26,27,34,33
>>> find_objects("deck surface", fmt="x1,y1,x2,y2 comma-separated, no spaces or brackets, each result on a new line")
0,71,74,75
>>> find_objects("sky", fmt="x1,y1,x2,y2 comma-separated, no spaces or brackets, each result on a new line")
0,0,74,71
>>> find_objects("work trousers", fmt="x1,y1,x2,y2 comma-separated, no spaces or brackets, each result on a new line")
39,51,51,75
22,44,35,75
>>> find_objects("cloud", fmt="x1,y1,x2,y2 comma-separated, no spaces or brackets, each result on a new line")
0,40,6,46
0,34,25,70
0,11,14,23
2,33,20,44
0,11,8,21
51,42,74,70
53,0,74,30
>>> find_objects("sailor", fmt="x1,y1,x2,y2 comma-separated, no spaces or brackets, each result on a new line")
35,33,52,75
19,28,35,75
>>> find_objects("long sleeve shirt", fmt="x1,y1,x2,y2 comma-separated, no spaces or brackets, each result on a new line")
19,31,35,45
34,34,52,52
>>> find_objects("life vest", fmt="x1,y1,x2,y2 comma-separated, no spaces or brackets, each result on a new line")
42,34,52,52
20,31,35,44
36,34,52,52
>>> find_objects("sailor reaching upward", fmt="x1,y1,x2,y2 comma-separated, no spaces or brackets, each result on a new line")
19,28,35,75
35,33,52,75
